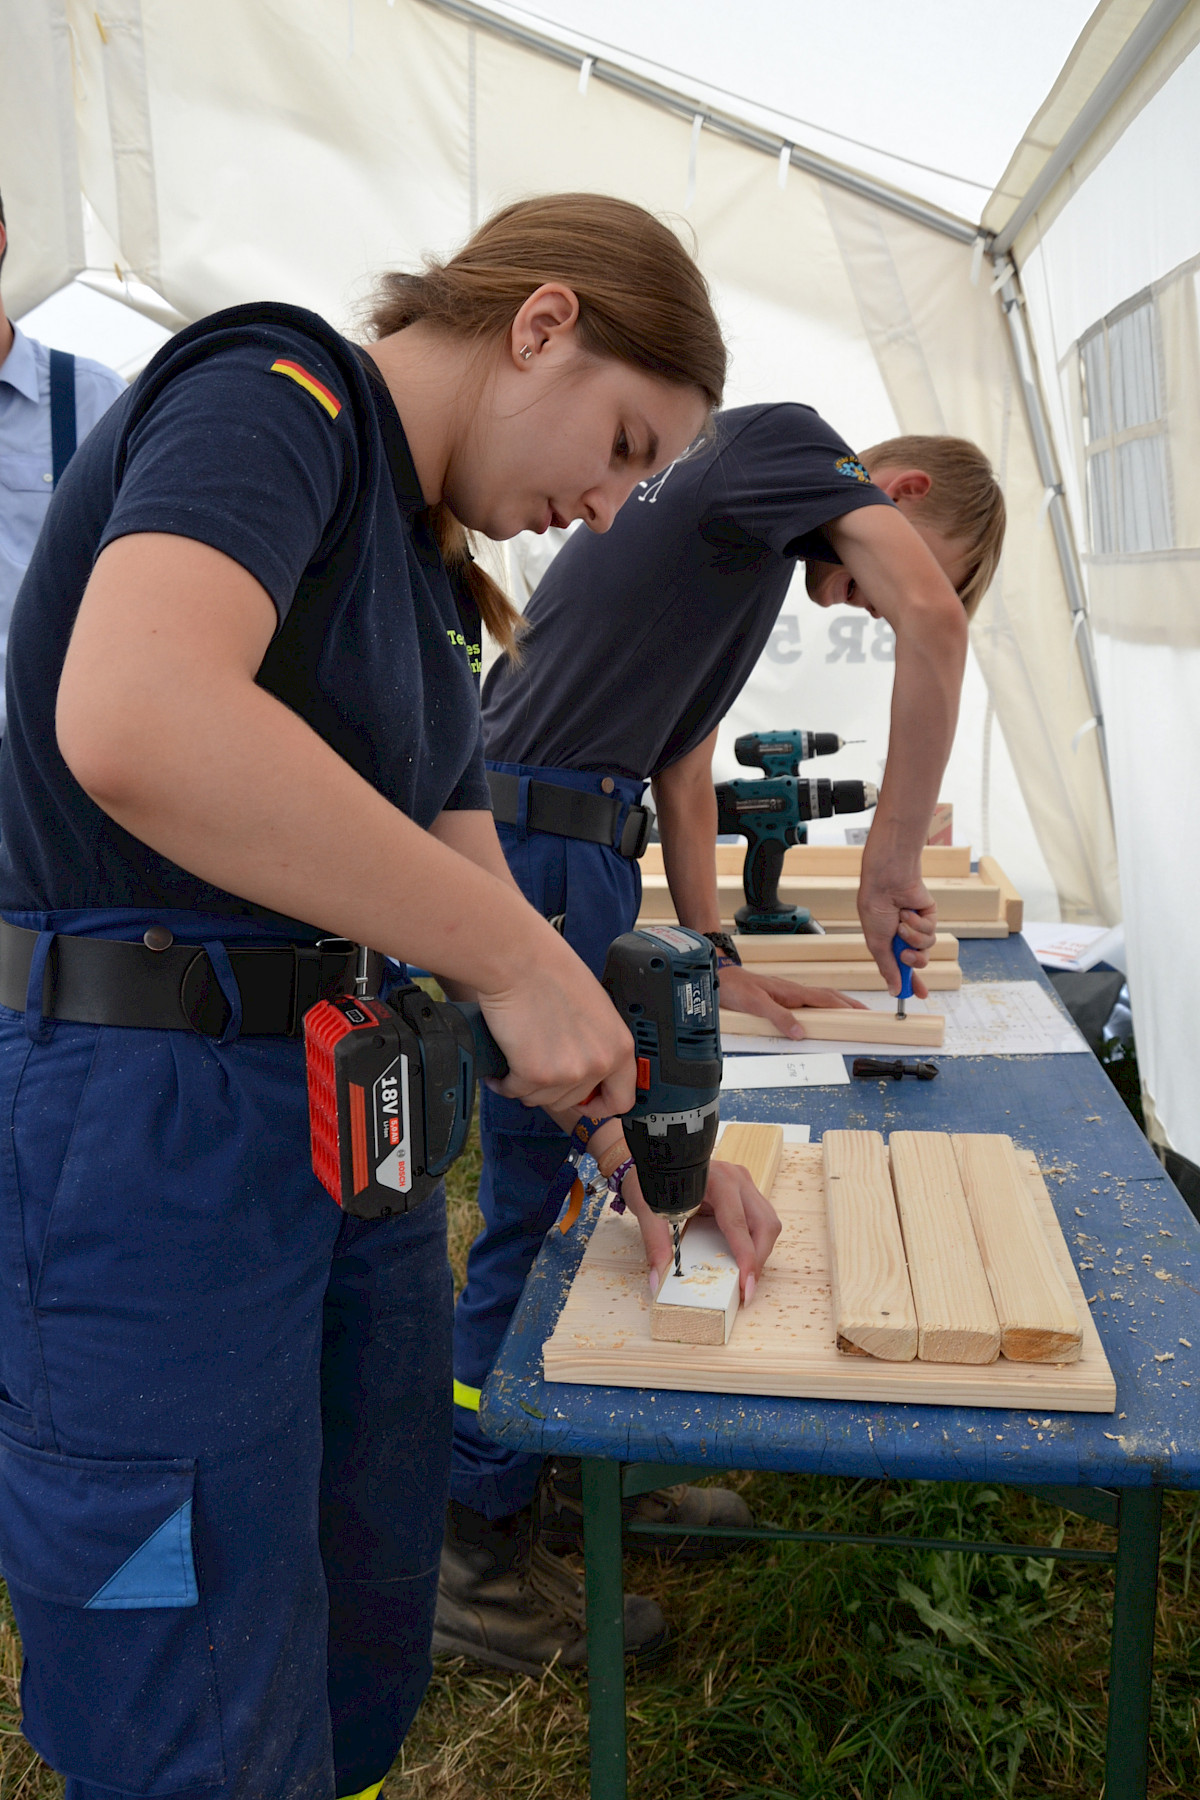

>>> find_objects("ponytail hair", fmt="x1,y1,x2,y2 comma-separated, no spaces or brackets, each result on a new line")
367,194,727,654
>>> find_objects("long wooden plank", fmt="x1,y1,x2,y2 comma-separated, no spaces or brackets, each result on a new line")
889,1132,1000,1364
542,1143,1115,1410
637,873,1004,923
720,1006,945,1047
977,855,1024,933
747,961,962,991
952,1134,1082,1362
732,932,958,963
649,1124,784,1346
644,843,972,879
824,1131,917,1361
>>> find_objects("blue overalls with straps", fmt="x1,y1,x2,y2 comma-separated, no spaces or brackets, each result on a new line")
0,302,486,1799
450,760,647,1518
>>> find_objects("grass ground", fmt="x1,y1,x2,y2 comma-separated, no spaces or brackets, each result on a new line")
4,1125,1199,1799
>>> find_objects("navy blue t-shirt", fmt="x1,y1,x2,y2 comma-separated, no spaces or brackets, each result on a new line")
0,305,488,922
482,402,892,779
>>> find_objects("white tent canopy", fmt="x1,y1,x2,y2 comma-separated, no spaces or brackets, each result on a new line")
1,0,1197,1165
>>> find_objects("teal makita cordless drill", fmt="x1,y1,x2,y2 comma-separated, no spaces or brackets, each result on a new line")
716,731,876,934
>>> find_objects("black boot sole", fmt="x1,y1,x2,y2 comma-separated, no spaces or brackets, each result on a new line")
431,1622,671,1678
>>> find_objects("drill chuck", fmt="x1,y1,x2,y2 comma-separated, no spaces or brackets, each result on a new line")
735,729,845,776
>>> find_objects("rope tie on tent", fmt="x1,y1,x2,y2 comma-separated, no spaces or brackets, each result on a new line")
1038,483,1062,529
685,112,704,209
1071,717,1099,755
778,142,792,189
578,55,593,96
969,236,986,286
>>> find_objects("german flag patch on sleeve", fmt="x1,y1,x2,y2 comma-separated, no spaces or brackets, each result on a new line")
269,358,342,420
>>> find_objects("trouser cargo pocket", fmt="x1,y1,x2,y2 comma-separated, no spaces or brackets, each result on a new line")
0,1432,224,1794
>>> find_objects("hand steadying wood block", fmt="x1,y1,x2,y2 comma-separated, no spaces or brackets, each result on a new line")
720,1006,944,1047
889,1132,1001,1364
650,1122,783,1346
824,1131,917,1361
952,1134,1082,1362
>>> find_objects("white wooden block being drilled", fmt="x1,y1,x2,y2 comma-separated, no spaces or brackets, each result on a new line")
650,1220,740,1346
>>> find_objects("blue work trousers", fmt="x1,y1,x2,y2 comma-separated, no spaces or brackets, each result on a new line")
450,764,644,1519
0,910,452,1800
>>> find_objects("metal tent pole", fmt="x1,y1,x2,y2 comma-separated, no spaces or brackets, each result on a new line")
993,256,1113,808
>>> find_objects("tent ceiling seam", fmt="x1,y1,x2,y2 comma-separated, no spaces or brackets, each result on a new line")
992,0,1193,253
416,0,981,246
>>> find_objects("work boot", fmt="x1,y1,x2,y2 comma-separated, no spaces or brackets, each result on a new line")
432,1492,669,1677
540,1456,754,1560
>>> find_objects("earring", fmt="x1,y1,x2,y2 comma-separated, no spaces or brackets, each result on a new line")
519,344,533,361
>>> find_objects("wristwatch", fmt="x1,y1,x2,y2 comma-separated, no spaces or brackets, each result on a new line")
702,930,742,966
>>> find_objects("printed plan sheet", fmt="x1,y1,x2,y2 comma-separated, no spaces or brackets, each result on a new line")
720,981,1090,1060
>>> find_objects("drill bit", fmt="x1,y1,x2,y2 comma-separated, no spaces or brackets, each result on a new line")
672,1219,683,1277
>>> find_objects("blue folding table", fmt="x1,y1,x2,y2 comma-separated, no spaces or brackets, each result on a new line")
479,935,1200,1798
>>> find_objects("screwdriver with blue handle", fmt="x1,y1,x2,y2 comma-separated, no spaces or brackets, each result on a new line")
893,932,915,1020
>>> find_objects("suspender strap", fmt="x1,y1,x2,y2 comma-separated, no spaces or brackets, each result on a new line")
48,349,77,487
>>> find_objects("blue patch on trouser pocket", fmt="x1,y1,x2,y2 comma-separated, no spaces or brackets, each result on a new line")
0,1434,222,1791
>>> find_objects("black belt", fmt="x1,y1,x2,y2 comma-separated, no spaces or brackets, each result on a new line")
0,919,381,1038
486,770,651,860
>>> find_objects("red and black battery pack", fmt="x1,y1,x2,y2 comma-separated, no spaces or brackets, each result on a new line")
304,985,479,1220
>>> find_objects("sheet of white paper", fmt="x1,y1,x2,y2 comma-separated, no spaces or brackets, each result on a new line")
1022,919,1126,974
720,1053,850,1089
721,982,1088,1058
715,1118,811,1143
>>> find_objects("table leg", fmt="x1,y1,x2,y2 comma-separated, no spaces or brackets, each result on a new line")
582,1457,627,1800
1105,1485,1163,1800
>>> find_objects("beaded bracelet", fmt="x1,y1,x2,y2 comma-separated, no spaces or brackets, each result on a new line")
605,1155,636,1213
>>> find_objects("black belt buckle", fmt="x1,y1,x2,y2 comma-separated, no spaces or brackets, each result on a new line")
618,804,651,860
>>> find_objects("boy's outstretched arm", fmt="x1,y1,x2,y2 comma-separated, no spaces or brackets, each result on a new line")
822,504,969,994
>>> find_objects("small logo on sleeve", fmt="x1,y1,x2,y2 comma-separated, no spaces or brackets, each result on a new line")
269,358,342,420
835,455,871,484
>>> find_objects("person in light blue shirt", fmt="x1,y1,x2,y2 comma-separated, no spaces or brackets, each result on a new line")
0,189,126,730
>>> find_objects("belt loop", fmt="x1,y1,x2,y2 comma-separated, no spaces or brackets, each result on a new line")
202,941,243,1046
24,931,56,1044
515,775,532,842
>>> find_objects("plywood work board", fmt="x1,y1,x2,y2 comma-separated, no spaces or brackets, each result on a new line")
720,1006,945,1048
542,1142,1116,1411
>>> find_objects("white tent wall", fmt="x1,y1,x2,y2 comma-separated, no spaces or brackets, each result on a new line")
1004,16,1200,1167
14,2,1123,927
0,0,85,318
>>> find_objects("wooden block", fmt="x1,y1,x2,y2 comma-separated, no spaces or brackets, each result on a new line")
952,1134,1082,1362
977,855,1024,933
733,932,958,963
713,1120,784,1195
650,1219,740,1345
772,875,1002,922
823,1131,917,1361
720,1006,945,1047
747,961,962,991
889,1132,1001,1364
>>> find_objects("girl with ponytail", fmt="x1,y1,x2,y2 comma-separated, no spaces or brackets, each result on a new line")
0,195,723,1798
